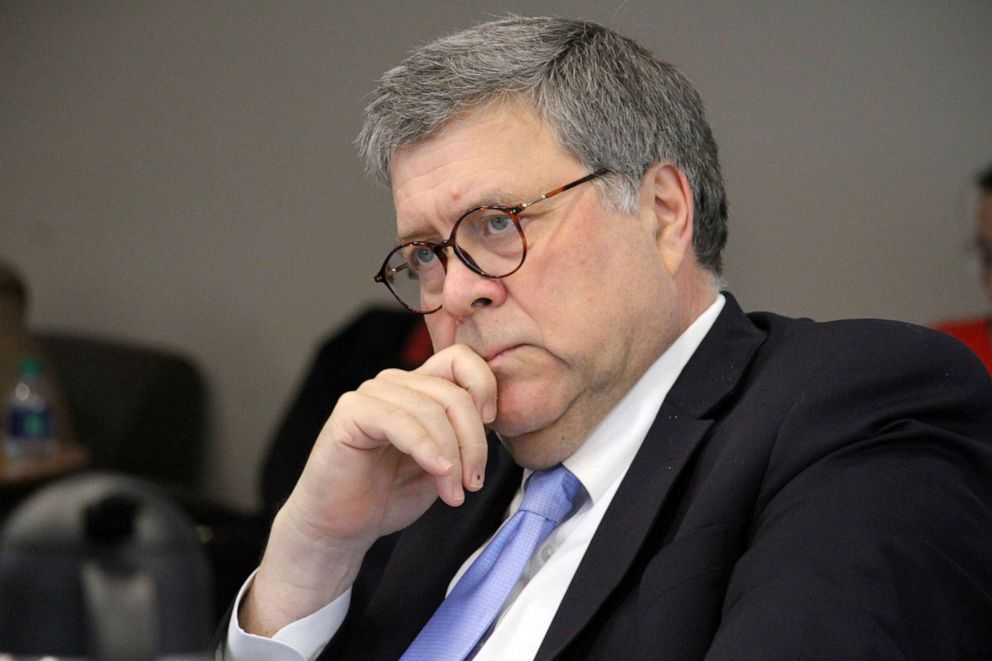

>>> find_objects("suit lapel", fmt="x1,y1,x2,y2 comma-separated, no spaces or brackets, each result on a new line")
536,293,766,659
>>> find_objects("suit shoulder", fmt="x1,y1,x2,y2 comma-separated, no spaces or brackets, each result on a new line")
748,311,987,380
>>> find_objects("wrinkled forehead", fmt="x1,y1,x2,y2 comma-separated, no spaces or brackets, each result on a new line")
389,101,584,239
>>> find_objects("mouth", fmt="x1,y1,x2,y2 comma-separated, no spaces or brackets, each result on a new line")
480,344,523,363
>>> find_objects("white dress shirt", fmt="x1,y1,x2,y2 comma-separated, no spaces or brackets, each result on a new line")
225,295,725,660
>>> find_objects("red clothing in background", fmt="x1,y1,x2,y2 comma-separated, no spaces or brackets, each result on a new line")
935,317,992,374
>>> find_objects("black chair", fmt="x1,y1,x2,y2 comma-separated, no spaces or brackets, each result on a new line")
32,331,257,624
27,310,430,624
38,331,208,493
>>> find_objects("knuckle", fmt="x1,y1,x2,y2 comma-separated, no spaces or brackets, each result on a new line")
445,343,473,361
411,435,440,460
356,376,384,394
376,368,406,381
448,387,475,410
421,399,447,422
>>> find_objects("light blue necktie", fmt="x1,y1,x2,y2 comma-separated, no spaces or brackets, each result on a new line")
401,464,582,661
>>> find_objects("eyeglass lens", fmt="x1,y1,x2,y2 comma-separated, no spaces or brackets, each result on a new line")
382,208,525,312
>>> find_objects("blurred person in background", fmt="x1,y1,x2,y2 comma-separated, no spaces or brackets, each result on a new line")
0,261,73,450
935,163,992,373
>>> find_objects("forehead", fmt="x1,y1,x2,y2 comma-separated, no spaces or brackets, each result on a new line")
389,101,585,238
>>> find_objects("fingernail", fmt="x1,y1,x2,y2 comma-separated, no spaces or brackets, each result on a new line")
483,401,496,423
450,486,465,506
473,472,484,489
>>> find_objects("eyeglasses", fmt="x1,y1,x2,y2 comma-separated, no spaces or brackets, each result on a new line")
374,168,610,314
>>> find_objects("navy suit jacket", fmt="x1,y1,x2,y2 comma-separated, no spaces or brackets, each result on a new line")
293,294,992,659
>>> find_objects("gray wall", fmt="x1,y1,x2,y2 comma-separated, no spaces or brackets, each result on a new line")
3,1,990,509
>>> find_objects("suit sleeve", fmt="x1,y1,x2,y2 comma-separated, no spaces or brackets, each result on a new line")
707,324,992,660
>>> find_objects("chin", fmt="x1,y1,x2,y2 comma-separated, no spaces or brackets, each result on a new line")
495,429,569,470
489,385,559,437
487,375,583,465
489,405,573,470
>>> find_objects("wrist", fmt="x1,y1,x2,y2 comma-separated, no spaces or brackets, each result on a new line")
239,505,370,636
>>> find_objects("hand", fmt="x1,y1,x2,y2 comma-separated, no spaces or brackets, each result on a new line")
241,344,497,636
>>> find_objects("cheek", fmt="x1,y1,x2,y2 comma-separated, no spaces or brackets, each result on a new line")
516,242,630,358
510,213,661,360
517,244,597,326
550,231,652,314
529,226,612,299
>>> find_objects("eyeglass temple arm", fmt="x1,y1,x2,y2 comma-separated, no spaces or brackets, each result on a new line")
516,168,610,212
375,262,408,283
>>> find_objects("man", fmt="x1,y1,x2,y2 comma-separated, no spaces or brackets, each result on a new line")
935,163,992,372
224,17,992,659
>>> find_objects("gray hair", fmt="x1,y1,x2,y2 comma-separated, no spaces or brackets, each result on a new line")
357,16,728,274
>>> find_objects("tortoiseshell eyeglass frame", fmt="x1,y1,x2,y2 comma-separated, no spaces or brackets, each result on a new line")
374,168,611,314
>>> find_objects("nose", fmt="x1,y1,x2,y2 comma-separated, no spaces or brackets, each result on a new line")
440,252,507,318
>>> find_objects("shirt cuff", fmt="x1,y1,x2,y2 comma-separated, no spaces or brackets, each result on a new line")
222,568,352,661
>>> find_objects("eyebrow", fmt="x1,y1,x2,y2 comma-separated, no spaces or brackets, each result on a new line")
394,185,527,244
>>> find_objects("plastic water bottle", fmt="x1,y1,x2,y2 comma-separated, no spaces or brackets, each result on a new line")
3,356,56,460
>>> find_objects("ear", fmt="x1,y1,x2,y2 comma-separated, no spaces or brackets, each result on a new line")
637,163,694,276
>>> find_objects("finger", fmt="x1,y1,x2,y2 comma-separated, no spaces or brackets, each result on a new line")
415,344,498,424
329,390,455,486
376,370,489,491
357,380,467,504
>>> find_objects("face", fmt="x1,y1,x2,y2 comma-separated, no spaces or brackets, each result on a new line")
390,101,695,469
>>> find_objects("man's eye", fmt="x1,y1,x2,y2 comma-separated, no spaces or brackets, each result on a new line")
409,247,437,270
483,214,514,235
